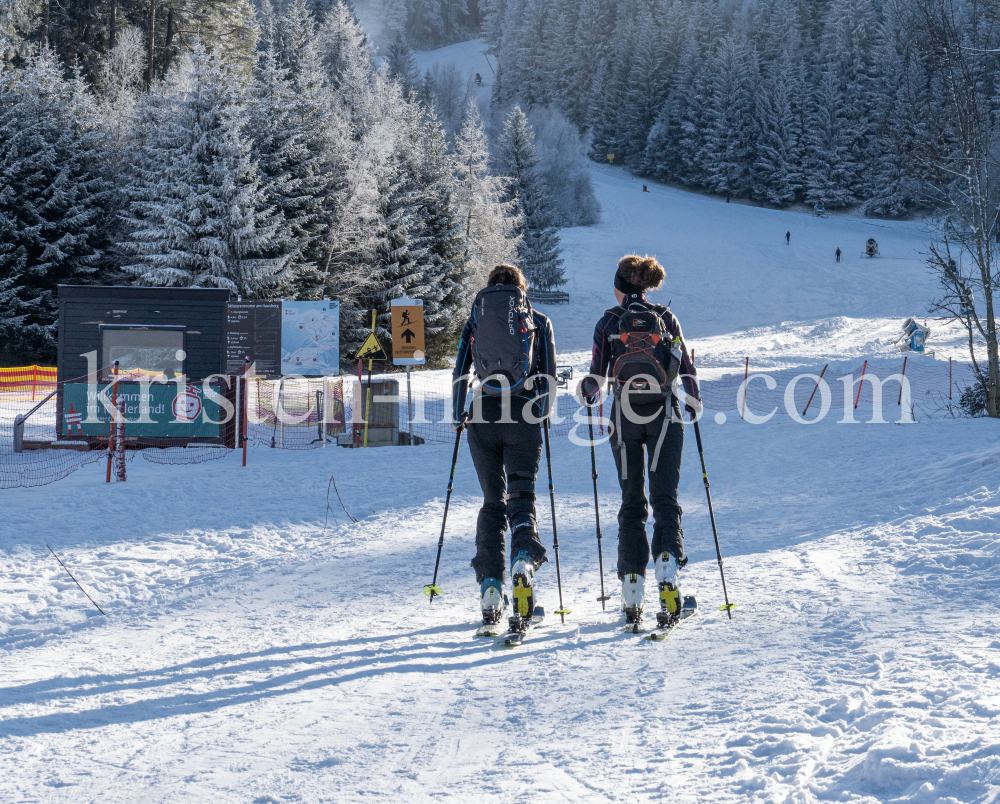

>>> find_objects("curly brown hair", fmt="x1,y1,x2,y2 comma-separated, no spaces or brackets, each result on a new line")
488,264,528,290
616,254,665,291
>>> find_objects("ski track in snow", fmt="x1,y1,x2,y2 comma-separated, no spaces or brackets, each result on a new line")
2,159,999,803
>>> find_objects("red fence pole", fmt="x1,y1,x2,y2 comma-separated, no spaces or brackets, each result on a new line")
898,356,907,405
802,364,828,416
741,356,749,420
106,361,119,483
32,365,37,401
854,360,867,410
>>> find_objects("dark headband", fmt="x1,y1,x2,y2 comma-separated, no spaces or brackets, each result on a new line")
614,270,643,296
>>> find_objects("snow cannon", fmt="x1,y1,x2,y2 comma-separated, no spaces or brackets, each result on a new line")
895,317,931,354
866,238,879,257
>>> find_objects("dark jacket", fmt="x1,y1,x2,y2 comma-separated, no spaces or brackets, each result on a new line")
583,293,701,405
452,304,557,425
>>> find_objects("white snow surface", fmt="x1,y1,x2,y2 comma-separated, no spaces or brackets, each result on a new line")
2,166,999,804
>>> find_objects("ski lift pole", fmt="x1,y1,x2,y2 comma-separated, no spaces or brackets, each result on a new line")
543,418,570,623
691,416,735,618
588,412,610,609
425,422,465,602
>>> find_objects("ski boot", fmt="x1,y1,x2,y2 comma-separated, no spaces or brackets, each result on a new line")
509,551,536,632
654,552,683,629
622,573,645,631
480,577,506,625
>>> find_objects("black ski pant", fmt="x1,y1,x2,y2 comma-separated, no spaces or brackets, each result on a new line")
609,397,684,578
467,399,546,583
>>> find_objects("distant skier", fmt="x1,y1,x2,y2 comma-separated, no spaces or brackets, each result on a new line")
475,72,482,86
836,247,842,262
785,231,791,245
452,264,557,630
581,255,703,627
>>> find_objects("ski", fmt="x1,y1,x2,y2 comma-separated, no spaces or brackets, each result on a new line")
498,605,545,648
644,595,698,642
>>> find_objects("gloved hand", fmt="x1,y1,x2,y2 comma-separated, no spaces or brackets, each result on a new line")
685,397,703,417
452,410,469,432
580,376,601,405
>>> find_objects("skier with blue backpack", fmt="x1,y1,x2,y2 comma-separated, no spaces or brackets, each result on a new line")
452,264,557,633
581,255,702,628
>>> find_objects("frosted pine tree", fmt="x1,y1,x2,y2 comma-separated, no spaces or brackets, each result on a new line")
564,0,614,129
95,27,146,269
386,33,418,91
414,105,469,359
315,0,370,90
623,7,668,167
820,0,877,199
0,48,105,362
752,52,803,206
643,18,710,185
496,106,563,289
702,33,757,199
372,98,426,343
406,0,445,47
122,44,291,297
453,99,519,289
247,46,331,296
803,68,856,208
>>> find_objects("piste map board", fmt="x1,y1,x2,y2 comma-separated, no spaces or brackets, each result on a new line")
225,302,281,376
281,300,341,376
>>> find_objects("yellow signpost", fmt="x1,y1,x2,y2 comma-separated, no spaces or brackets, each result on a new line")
352,311,387,448
390,302,425,364
391,299,425,447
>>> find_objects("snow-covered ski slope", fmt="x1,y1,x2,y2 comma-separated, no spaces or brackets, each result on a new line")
2,162,999,802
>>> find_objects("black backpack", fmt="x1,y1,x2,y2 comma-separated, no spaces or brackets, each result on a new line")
608,301,680,402
470,284,538,397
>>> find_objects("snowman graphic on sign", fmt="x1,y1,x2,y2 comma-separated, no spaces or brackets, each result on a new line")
172,384,203,422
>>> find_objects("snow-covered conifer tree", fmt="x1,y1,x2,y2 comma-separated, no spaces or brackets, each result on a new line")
412,105,469,358
752,52,803,206
121,43,291,296
496,106,563,289
702,33,757,199
247,46,332,296
386,32,418,91
803,68,856,207
0,48,105,361
315,0,370,89
453,99,519,289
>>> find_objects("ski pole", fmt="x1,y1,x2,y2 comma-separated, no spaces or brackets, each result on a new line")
588,412,610,609
543,418,570,623
691,416,735,619
425,423,465,603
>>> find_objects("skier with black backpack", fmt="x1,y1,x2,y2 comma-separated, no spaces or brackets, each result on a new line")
452,264,557,633
580,255,702,629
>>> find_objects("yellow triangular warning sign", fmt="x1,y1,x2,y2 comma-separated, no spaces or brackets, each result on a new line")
354,331,388,361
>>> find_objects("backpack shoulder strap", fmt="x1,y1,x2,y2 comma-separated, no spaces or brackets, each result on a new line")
605,306,626,340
